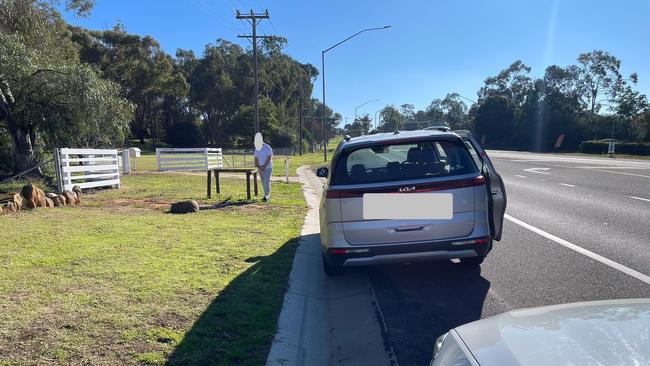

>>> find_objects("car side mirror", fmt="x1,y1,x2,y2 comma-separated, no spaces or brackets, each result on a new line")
316,167,329,178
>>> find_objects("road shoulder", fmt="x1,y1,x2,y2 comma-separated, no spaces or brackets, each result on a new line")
266,166,396,366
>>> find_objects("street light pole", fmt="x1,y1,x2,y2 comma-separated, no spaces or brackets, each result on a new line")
354,98,379,120
321,25,391,162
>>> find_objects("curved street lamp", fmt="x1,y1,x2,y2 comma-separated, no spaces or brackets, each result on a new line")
354,99,380,120
321,25,391,161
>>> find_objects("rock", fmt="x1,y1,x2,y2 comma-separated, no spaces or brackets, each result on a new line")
72,185,82,204
46,193,65,207
45,197,54,208
35,189,46,208
72,186,82,199
12,194,23,210
4,202,17,213
58,194,68,207
20,184,38,209
170,200,199,214
62,191,76,207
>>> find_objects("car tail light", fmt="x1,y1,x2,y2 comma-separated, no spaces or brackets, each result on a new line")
330,248,370,255
451,237,489,245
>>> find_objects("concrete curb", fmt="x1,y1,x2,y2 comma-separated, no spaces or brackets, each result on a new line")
266,166,397,366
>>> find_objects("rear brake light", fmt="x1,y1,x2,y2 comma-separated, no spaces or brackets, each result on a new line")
451,237,489,245
330,248,370,255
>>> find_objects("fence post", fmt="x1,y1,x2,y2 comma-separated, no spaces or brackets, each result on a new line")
204,148,210,170
54,148,63,194
62,148,71,192
156,148,161,171
122,150,131,175
285,158,289,183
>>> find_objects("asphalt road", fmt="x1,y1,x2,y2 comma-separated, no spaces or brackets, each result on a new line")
366,151,650,365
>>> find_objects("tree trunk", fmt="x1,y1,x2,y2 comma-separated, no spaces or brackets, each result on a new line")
8,120,42,176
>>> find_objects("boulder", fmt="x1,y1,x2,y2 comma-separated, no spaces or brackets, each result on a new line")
58,194,68,207
72,185,82,204
4,202,17,213
170,200,199,214
36,188,46,205
45,197,55,208
12,194,23,210
62,191,76,207
46,193,65,207
20,184,38,209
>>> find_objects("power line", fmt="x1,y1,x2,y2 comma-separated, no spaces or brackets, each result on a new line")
236,9,271,133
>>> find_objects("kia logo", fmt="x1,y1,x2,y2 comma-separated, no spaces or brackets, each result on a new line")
399,186,416,193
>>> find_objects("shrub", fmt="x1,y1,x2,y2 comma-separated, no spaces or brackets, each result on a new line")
578,140,650,155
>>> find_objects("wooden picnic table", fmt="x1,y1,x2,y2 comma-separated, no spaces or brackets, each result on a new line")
207,168,258,200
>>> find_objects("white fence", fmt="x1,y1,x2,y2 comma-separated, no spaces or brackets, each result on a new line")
156,148,223,171
54,148,121,193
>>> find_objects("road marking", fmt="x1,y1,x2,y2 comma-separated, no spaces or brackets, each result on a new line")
523,167,550,175
505,214,650,285
630,196,650,203
591,169,650,179
559,183,575,187
515,175,527,178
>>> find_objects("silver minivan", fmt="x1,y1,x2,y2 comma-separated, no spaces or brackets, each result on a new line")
317,129,506,275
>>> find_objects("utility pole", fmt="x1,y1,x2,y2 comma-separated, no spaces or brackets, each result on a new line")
236,9,270,133
299,99,303,156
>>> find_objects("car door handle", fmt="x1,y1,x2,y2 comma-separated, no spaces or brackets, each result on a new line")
392,225,426,232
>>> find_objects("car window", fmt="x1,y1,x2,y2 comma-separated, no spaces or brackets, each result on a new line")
462,139,484,170
332,139,479,185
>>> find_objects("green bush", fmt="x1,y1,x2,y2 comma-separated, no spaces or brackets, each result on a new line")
578,140,650,156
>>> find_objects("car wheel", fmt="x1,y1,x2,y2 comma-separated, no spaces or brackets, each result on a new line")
322,255,344,276
461,256,485,266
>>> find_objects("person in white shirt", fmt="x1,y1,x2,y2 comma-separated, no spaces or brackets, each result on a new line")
253,132,273,201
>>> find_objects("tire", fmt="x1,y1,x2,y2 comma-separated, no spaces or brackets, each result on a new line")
322,255,345,276
461,256,485,266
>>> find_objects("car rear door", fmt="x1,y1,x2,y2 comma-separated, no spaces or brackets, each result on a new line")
456,130,507,241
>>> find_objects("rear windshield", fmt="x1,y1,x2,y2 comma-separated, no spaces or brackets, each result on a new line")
332,138,479,185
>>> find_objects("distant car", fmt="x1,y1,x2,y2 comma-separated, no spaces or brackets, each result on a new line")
430,299,650,366
316,129,506,275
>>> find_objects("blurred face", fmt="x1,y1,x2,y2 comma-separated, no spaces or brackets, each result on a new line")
254,133,263,151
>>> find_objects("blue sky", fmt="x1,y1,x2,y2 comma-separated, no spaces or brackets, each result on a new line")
63,0,650,124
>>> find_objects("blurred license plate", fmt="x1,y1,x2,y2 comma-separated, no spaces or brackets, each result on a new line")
363,193,453,220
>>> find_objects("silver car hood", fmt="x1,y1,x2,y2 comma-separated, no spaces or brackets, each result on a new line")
455,299,650,366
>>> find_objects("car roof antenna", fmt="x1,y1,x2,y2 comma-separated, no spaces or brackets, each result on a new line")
344,134,352,142
393,130,400,135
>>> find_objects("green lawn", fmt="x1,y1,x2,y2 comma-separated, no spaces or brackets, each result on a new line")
0,173,306,365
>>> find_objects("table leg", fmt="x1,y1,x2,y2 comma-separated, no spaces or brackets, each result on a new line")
253,172,258,196
246,172,251,200
215,170,220,194
207,170,212,199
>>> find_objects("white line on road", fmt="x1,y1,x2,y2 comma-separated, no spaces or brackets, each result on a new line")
515,175,527,178
523,167,550,175
505,214,650,285
630,196,650,203
592,169,650,179
559,183,576,187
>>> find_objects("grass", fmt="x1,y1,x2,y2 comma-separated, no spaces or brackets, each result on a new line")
0,172,307,365
130,136,343,177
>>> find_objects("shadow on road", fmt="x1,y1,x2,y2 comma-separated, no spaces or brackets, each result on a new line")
367,261,491,365
164,237,300,366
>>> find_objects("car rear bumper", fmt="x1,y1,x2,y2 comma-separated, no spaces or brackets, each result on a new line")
323,238,491,267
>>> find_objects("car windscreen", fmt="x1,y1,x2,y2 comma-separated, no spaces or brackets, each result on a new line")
331,138,479,185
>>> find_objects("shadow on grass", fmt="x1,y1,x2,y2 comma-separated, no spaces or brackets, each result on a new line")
198,197,257,211
165,236,300,366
